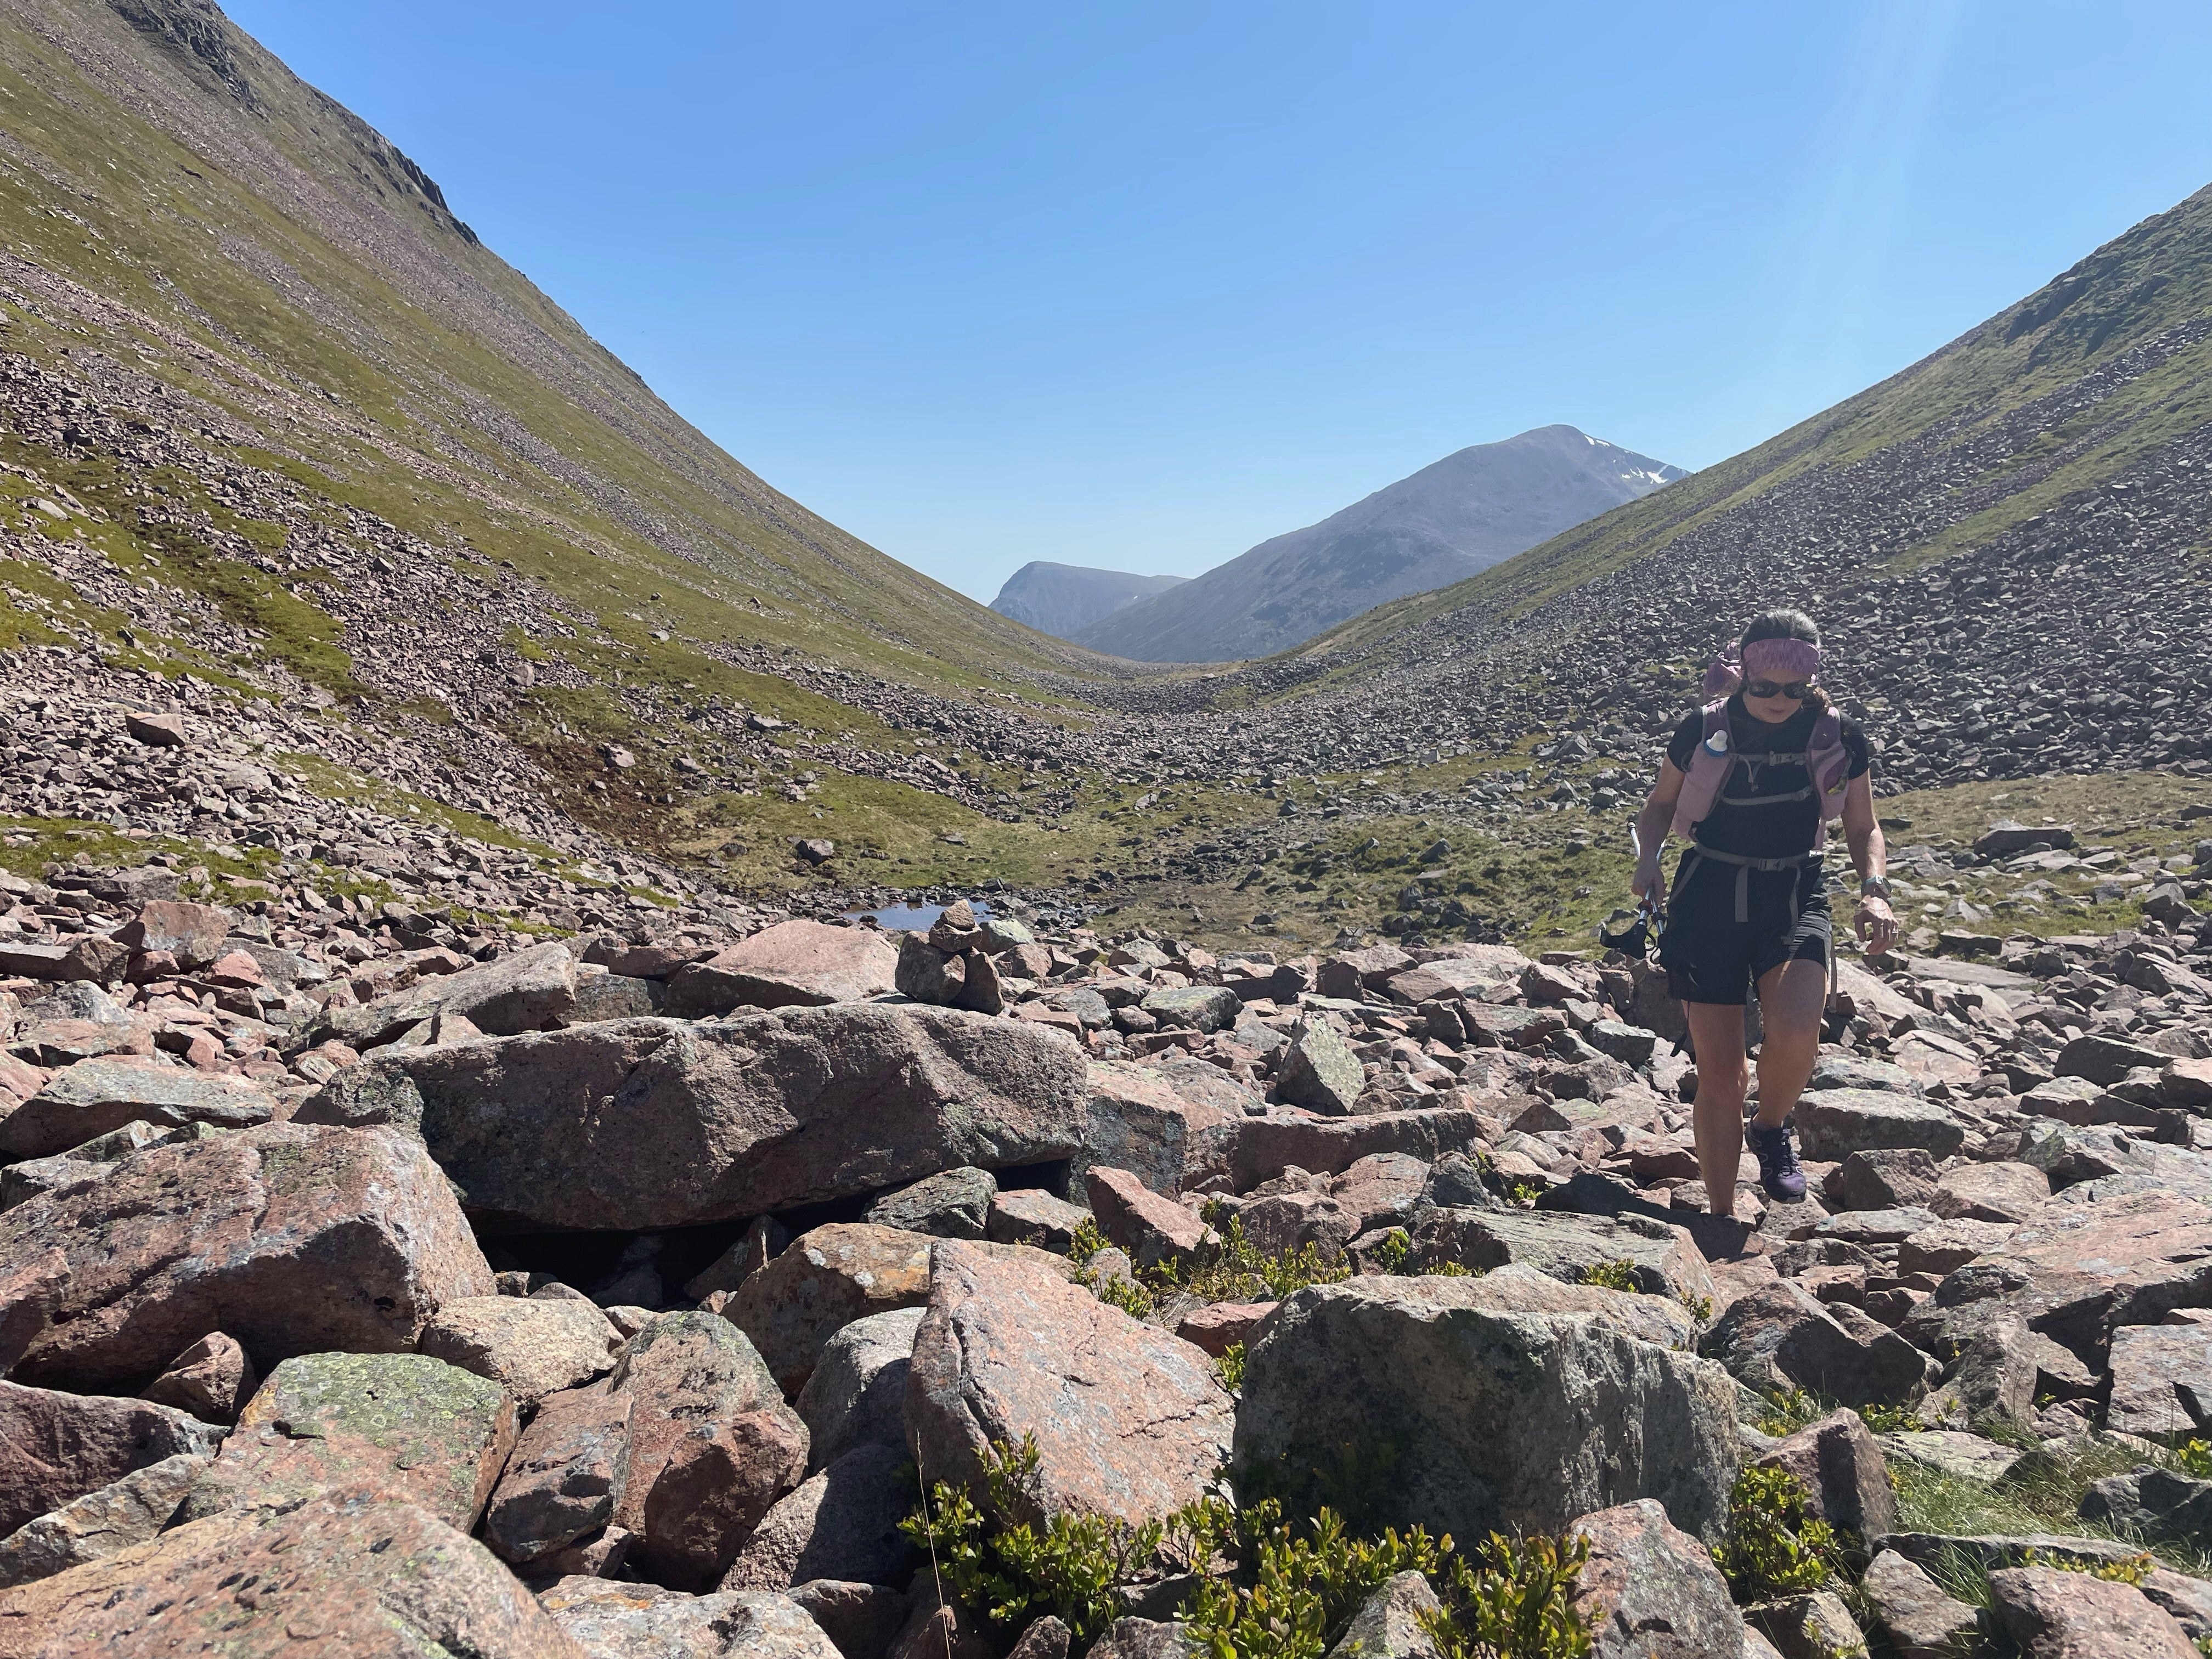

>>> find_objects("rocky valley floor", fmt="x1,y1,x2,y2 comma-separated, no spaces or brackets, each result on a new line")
4,699,2212,1655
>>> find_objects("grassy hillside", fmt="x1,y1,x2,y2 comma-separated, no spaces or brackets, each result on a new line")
1293,180,2212,672
0,0,1110,702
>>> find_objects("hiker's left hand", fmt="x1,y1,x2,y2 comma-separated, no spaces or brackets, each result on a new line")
1856,895,1897,952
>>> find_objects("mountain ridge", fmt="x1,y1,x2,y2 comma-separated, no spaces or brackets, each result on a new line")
1072,424,1685,663
988,560,1188,639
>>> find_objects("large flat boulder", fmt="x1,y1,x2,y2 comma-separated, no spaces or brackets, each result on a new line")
0,1381,221,1536
1408,1206,1715,1308
0,1500,586,1657
538,1578,839,1659
1933,1191,2212,1357
1231,1105,1491,1190
298,1005,1087,1231
2104,1323,2212,1438
313,939,580,1048
1797,1090,1966,1161
0,1451,207,1589
178,1352,516,1531
906,1242,1232,1526
0,1122,493,1392
666,921,899,1015
1988,1562,2197,1657
1233,1277,1739,1542
1077,1060,1243,1197
0,1059,276,1160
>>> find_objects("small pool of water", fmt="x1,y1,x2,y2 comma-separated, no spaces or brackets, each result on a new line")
845,899,994,932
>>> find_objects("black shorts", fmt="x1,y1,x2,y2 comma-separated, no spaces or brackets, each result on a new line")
1656,854,1831,1006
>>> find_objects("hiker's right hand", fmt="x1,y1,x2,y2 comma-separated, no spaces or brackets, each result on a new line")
1631,859,1662,906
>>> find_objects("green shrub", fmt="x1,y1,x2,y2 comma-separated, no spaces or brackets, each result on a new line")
1163,1211,1354,1303
1711,1466,1836,1600
1068,1216,1106,1270
1420,1531,1595,1659
1580,1260,1640,1294
898,1435,1165,1643
2025,1546,2157,1585
1216,1341,1247,1396
1093,1271,1156,1321
2177,1439,2212,1480
1423,1259,1477,1278
1754,1387,1824,1437
1184,1502,1447,1659
1371,1229,1413,1274
1858,1403,1926,1434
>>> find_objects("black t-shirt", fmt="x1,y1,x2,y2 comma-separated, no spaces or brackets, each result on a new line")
1666,699,1871,858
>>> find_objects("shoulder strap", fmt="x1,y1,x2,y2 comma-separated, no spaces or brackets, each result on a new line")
1807,709,1849,822
1669,700,1735,838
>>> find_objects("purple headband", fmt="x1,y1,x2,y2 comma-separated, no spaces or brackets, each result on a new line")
1702,637,1821,699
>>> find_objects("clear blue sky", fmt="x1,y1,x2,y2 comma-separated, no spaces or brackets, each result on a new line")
224,1,2212,602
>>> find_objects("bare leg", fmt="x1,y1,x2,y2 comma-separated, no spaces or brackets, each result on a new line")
1751,957,1829,1129
1684,1000,1749,1217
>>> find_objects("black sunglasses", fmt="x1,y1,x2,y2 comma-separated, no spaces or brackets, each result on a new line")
1743,679,1812,701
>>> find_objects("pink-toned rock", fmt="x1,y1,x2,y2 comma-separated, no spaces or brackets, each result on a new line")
1078,1059,1244,1197
2104,1323,2212,1440
205,949,264,990
1930,1161,2050,1223
1989,1564,2197,1656
122,709,187,747
0,1054,47,1111
114,901,230,970
0,1380,222,1536
666,921,898,1015
1175,1302,1272,1357
300,1003,1087,1232
727,1224,934,1395
483,1379,635,1566
1952,1192,2212,1353
607,1313,805,1543
316,939,580,1048
1231,1105,1492,1190
539,1577,838,1659
1085,1167,1212,1273
0,1121,494,1392
1754,1409,1897,1537
1239,1188,1361,1262
1329,1152,1431,1232
178,1352,517,1532
0,1500,586,1657
140,1333,257,1425
1570,1498,1745,1658
906,1242,1232,1526
0,1057,276,1160
416,1296,624,1406
636,1409,809,1590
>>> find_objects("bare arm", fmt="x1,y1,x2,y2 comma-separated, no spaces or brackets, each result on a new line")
1631,757,1686,906
1838,770,1897,949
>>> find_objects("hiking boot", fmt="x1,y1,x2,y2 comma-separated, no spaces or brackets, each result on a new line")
1748,1122,1806,1201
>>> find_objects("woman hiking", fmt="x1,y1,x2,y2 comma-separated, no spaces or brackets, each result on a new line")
1630,608,1897,1217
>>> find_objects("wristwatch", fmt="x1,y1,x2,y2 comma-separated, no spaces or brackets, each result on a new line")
1859,876,1892,900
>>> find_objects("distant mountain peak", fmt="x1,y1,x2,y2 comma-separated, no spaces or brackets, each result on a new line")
989,561,1189,640
1070,425,1685,663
